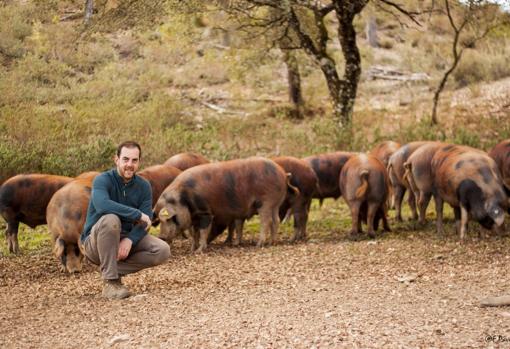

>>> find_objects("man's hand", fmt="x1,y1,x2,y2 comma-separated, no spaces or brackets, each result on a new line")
140,212,152,231
117,238,133,260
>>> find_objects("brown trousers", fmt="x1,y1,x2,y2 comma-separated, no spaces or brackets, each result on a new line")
83,214,170,280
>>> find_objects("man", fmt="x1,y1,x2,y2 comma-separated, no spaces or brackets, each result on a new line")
81,141,170,299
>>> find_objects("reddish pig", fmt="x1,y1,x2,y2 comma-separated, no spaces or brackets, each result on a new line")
431,144,508,239
209,156,317,245
138,164,182,211
489,139,510,191
155,157,290,253
370,141,401,167
0,174,73,253
339,154,391,239
303,151,356,203
163,152,210,171
46,172,99,273
403,142,446,225
387,141,434,221
272,156,318,242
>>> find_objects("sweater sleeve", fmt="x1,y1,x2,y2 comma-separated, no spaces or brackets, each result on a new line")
91,175,142,222
125,180,153,246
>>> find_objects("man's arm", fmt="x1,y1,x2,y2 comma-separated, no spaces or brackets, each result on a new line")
124,180,153,246
91,175,142,222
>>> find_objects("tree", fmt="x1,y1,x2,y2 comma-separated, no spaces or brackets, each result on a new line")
430,0,507,124
220,0,420,129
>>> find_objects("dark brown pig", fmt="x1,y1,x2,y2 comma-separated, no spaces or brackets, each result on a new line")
339,154,391,239
46,172,99,273
403,142,446,225
272,156,318,242
155,157,290,253
303,151,356,203
163,152,210,171
489,139,510,191
387,141,434,221
431,144,508,239
370,141,401,167
0,174,73,254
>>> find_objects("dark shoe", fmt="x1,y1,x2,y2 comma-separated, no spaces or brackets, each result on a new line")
102,279,131,299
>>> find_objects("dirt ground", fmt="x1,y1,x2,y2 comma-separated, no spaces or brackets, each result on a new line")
1,223,510,349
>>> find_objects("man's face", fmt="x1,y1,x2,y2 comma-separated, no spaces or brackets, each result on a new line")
115,146,140,182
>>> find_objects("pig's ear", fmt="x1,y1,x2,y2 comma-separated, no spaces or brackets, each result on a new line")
53,238,65,258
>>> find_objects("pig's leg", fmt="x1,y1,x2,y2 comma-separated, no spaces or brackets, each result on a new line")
349,201,362,237
394,185,405,222
190,227,199,252
367,202,378,238
257,207,272,247
459,205,469,241
269,207,280,245
407,189,418,221
6,220,20,254
292,200,309,242
233,219,244,246
418,191,432,225
434,195,444,235
225,222,234,245
195,215,212,253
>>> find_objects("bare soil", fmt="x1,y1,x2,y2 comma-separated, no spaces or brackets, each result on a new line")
1,225,510,349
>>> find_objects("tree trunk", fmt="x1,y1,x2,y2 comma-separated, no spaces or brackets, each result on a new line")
431,55,462,124
335,2,366,128
84,0,94,25
282,49,304,118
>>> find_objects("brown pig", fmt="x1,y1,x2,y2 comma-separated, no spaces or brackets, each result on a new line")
387,141,434,221
370,141,401,167
431,144,508,239
0,174,73,254
155,157,290,253
370,141,401,209
303,151,357,203
272,156,319,242
163,152,210,171
339,154,391,239
46,172,99,273
403,142,446,225
138,164,182,210
489,139,510,191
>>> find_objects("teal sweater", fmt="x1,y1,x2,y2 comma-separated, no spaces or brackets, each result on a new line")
81,169,152,246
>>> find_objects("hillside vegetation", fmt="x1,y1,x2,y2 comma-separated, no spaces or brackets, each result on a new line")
0,0,509,182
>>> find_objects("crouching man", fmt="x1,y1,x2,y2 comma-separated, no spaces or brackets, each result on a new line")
81,141,170,299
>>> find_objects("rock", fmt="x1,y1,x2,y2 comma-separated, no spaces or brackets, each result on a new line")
396,273,420,283
108,334,130,345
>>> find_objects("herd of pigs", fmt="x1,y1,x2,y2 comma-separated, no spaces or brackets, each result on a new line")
0,140,509,275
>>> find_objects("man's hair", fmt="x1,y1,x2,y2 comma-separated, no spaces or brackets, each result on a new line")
116,141,142,158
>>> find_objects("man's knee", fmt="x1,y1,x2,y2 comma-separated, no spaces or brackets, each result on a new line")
96,214,121,237
152,240,170,266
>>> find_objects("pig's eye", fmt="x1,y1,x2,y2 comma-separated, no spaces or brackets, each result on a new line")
172,215,179,226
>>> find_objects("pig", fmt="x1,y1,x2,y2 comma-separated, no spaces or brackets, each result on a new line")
489,139,510,191
387,141,434,221
46,172,99,273
138,164,182,219
403,142,446,225
272,156,319,242
370,141,401,167
303,151,357,204
339,154,391,239
207,156,318,244
163,152,210,171
0,174,73,254
155,157,292,253
431,144,508,239
370,141,401,209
